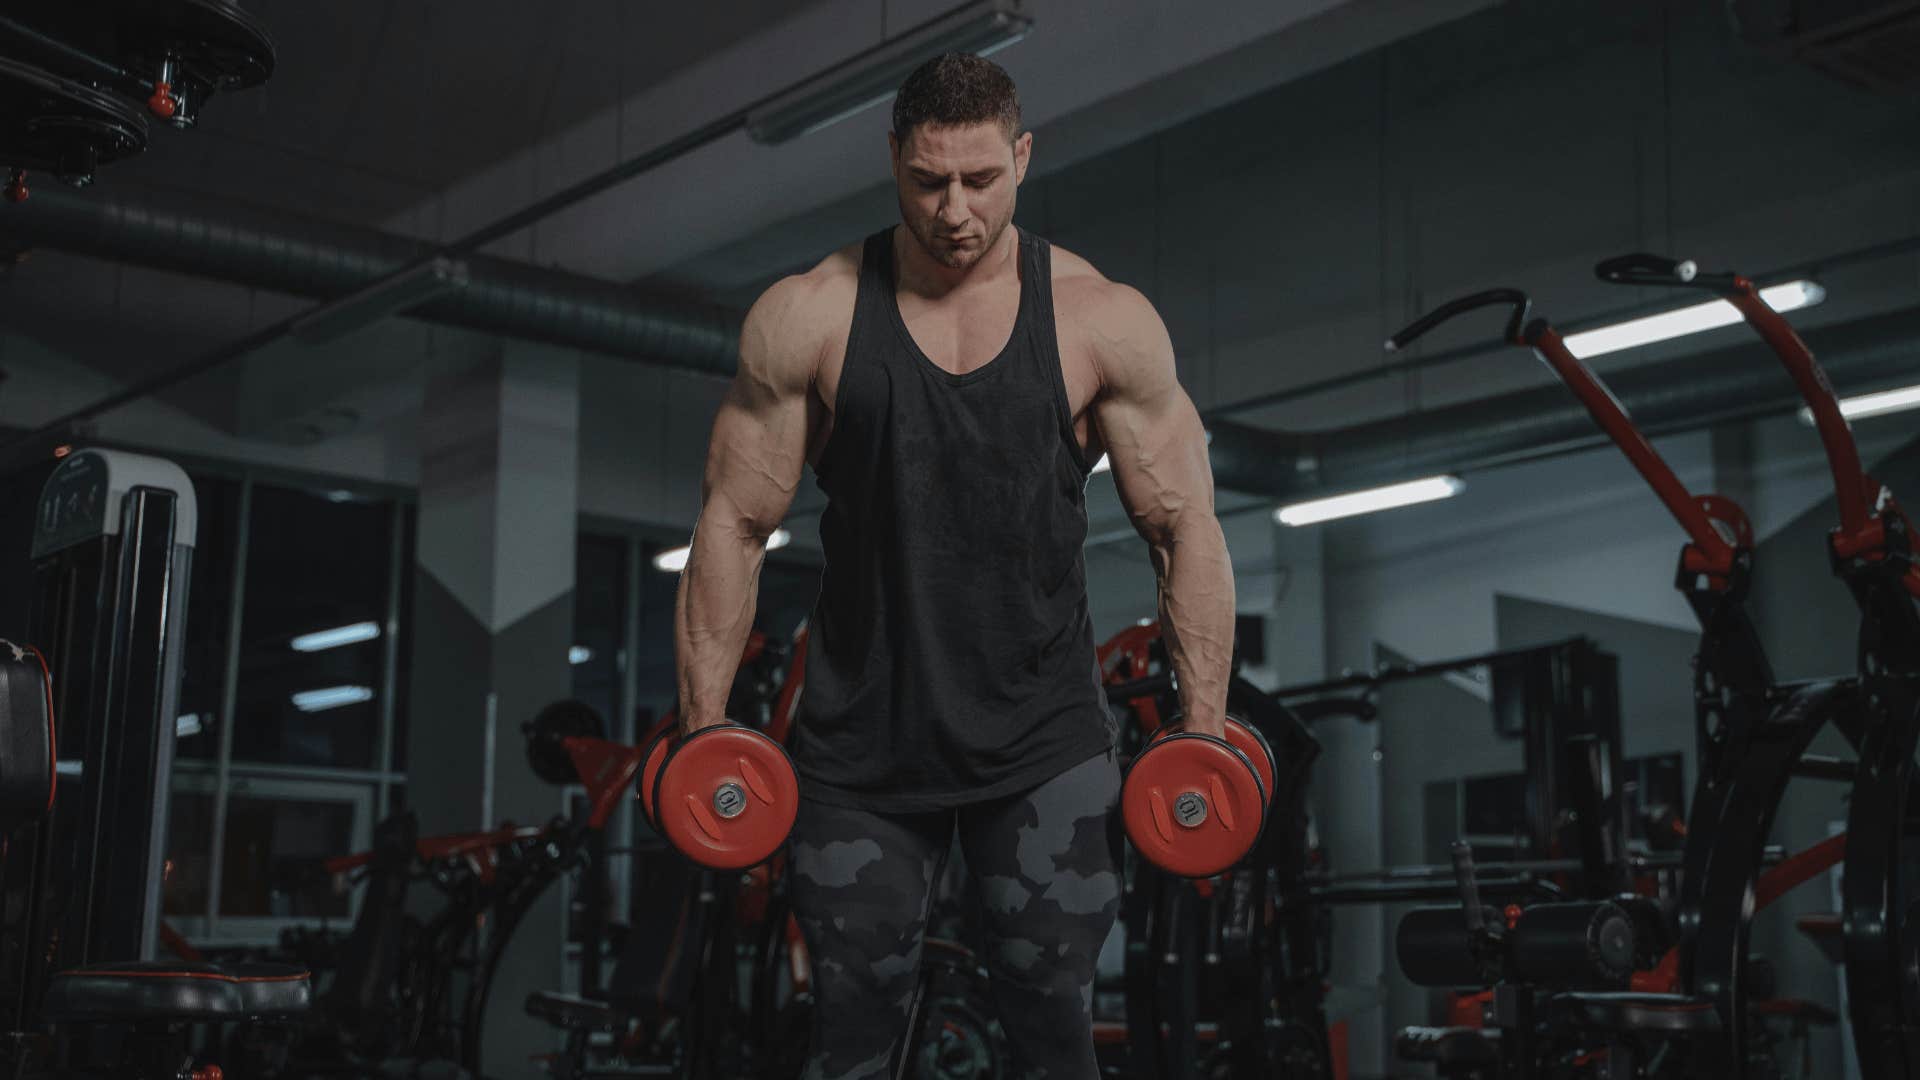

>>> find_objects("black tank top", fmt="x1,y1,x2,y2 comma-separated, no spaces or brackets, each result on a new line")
792,226,1114,811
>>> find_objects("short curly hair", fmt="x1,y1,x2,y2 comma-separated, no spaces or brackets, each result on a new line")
892,53,1021,143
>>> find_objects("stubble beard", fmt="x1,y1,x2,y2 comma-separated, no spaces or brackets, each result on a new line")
900,196,1014,273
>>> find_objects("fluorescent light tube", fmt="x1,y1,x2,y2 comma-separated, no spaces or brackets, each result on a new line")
1797,382,1920,426
654,527,794,573
1562,280,1825,360
290,621,380,652
745,1,1032,145
291,685,375,712
1275,475,1466,526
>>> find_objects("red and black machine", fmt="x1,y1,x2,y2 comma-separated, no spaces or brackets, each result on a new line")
1594,253,1920,1077
1384,270,1871,1076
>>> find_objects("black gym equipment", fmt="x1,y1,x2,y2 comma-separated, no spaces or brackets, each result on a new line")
1390,282,1870,1077
0,56,148,196
1099,625,1335,1079
1598,253,1920,1078
0,447,311,1078
0,2,274,196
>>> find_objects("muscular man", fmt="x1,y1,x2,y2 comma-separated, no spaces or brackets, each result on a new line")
674,53,1233,1078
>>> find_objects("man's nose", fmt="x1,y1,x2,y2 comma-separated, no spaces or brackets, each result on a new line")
938,184,969,225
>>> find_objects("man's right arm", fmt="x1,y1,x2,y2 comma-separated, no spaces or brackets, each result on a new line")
674,275,822,734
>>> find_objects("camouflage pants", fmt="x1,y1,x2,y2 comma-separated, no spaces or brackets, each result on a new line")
789,748,1122,1080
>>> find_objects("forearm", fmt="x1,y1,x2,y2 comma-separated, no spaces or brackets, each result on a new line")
1150,513,1235,734
675,513,770,730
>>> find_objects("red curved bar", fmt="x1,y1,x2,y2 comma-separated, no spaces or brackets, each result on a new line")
1754,831,1845,911
1526,326,1737,575
562,736,647,829
1723,283,1870,540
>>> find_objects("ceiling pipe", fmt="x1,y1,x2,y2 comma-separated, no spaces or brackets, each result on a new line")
6,187,742,374
13,191,1920,507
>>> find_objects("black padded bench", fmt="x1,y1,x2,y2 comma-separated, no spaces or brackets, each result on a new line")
43,962,312,1025
1553,990,1722,1036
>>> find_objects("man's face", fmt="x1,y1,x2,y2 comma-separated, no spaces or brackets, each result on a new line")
890,121,1032,272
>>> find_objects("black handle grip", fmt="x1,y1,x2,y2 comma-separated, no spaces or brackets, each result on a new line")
1595,251,1740,294
1387,289,1530,352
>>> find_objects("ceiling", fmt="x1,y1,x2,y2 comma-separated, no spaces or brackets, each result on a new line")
33,0,812,226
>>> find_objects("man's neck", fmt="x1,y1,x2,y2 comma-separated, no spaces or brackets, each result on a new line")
893,224,1020,300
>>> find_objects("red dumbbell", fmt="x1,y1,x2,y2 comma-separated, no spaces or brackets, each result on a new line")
1124,714,1270,878
640,721,798,871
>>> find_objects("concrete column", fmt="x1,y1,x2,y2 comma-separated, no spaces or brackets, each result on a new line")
406,338,579,1075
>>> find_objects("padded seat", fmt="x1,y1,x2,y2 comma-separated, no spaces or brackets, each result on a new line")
1554,991,1721,1035
43,962,310,1024
1395,1025,1500,1066
527,990,625,1032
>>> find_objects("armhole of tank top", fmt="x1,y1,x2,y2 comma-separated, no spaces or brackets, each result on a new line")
816,233,881,484
1027,236,1092,476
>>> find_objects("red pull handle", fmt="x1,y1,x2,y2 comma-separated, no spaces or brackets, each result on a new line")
148,82,177,119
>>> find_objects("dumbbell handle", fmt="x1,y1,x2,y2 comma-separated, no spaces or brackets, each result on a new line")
1450,841,1486,934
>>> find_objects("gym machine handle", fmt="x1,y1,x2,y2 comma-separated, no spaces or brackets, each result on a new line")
1594,253,1888,559
1389,287,1740,578
1450,840,1487,935
1595,253,1733,292
1384,288,1530,353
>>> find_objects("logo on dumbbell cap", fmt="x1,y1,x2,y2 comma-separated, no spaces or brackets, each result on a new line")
1173,791,1208,827
713,782,747,819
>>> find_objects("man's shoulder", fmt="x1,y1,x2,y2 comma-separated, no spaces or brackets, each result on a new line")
1045,241,1157,329
743,239,865,379
757,240,863,323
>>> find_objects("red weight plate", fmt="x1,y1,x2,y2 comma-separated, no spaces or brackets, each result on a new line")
1148,716,1275,806
637,725,675,830
1224,717,1276,806
1120,732,1266,878
654,725,799,870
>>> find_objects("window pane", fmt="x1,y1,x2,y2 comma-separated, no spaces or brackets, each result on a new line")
176,473,241,761
571,534,626,738
162,791,215,916
219,794,357,917
232,485,394,768
635,545,681,726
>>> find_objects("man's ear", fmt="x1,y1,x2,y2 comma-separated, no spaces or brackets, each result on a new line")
1013,131,1033,185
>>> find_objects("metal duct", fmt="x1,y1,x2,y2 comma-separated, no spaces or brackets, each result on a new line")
12,188,1920,500
5,187,742,376
1207,306,1920,498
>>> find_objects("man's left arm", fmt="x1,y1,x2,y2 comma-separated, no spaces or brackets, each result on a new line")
1086,283,1235,739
